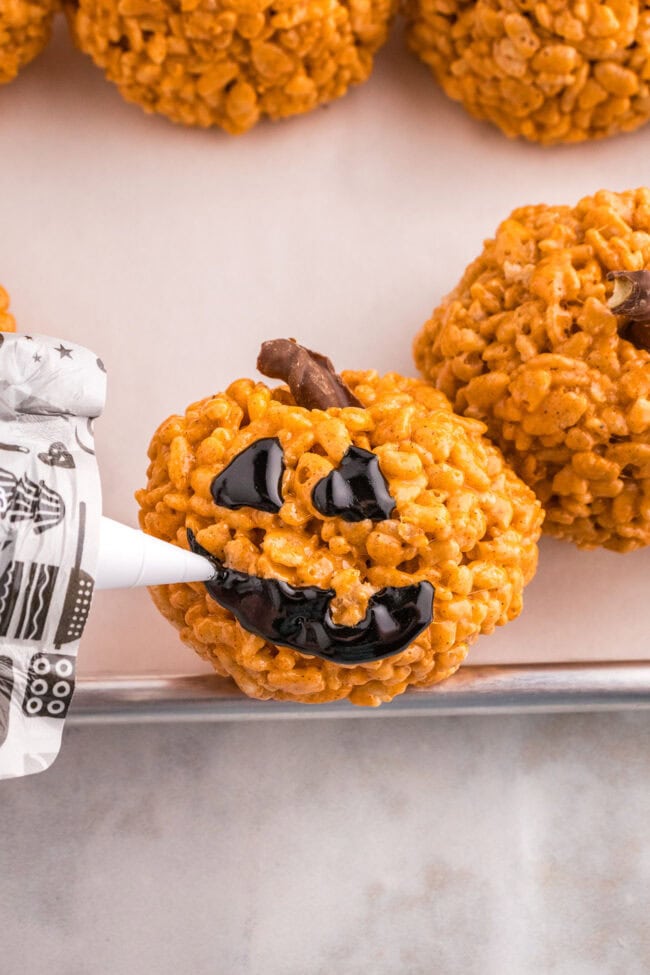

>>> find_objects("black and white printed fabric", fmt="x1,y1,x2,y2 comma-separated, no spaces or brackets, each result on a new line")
0,333,105,779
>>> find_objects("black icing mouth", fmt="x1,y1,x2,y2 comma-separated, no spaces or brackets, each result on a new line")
187,530,434,665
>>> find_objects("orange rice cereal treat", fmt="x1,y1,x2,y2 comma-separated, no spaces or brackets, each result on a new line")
0,0,57,85
413,187,650,552
136,339,542,706
65,0,395,133
403,0,650,144
0,286,16,332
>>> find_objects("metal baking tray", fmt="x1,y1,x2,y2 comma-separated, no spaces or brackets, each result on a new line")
72,531,650,720
69,662,650,723
6,25,650,722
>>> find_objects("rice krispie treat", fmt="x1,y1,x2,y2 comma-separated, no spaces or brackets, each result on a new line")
0,0,56,85
403,0,650,144
137,340,542,706
65,0,395,133
414,187,650,551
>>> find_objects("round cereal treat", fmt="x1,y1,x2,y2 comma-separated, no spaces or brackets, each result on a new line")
413,187,650,552
0,0,57,86
403,0,650,144
65,0,395,134
0,286,17,332
136,339,542,706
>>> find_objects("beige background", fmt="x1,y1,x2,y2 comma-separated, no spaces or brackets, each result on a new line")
3,21,650,677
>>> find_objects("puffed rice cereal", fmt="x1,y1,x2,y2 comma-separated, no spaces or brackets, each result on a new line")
0,0,56,85
137,365,542,706
403,0,650,144
414,187,650,551
65,0,395,133
0,286,16,332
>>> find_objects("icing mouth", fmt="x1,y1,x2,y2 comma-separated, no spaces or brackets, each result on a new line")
187,530,434,665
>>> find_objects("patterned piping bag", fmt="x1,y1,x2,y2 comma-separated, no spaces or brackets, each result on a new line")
0,333,106,778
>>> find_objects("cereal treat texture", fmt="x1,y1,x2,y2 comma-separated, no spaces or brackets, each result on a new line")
137,368,542,706
403,0,650,144
0,0,56,85
0,286,17,332
414,188,650,552
66,0,395,133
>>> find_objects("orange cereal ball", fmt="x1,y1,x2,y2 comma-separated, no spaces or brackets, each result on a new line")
414,187,650,552
65,0,395,133
0,0,57,85
0,286,16,332
136,340,542,706
403,0,650,144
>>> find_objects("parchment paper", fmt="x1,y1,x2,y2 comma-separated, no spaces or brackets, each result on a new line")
2,21,649,676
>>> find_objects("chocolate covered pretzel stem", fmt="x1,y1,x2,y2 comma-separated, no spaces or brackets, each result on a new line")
257,339,361,411
607,271,650,351
608,271,650,319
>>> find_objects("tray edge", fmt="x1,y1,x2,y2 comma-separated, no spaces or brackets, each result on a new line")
68,661,650,723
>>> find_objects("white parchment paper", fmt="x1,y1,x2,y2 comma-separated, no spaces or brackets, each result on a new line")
3,22,650,677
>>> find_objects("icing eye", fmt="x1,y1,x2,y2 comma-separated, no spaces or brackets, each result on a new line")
311,446,396,523
211,437,285,513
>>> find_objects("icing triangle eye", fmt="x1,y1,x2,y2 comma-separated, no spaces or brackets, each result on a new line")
211,437,285,513
311,446,396,523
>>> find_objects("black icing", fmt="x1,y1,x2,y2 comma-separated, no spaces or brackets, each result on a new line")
211,437,285,513
188,530,434,665
311,445,396,523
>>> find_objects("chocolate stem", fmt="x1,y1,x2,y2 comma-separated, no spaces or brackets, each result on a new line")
257,339,361,411
607,271,650,351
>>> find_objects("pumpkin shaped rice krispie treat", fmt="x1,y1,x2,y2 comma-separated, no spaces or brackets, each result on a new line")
414,187,650,552
0,0,57,85
137,340,542,706
65,0,395,133
403,0,650,144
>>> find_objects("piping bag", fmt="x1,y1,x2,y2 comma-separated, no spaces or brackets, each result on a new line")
0,333,214,780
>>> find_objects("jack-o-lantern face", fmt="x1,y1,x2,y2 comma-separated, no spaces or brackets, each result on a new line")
188,435,433,665
138,340,542,707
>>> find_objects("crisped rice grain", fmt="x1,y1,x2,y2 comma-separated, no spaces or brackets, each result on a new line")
137,370,542,705
0,286,16,332
0,0,57,85
65,0,395,133
403,0,650,144
414,187,650,551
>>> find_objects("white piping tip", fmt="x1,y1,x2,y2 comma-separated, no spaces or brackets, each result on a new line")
95,517,215,590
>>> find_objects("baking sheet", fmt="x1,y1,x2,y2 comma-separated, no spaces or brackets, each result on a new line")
67,664,650,721
2,19,650,685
